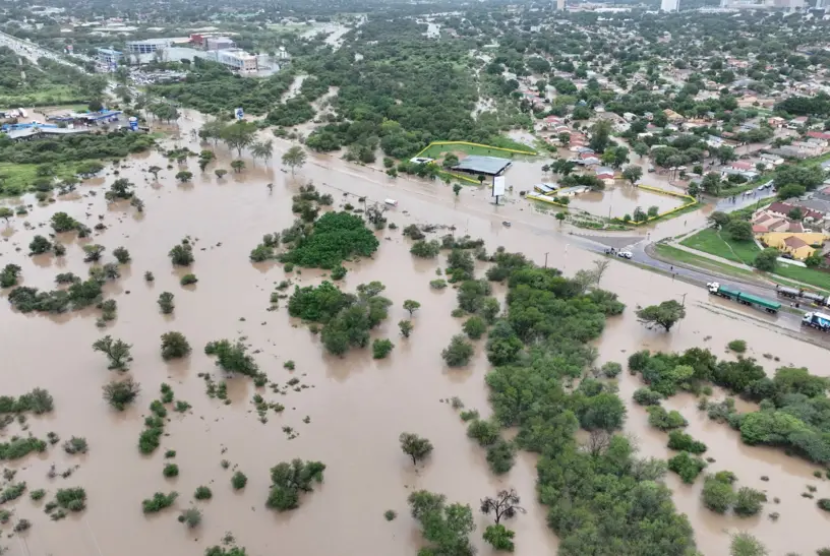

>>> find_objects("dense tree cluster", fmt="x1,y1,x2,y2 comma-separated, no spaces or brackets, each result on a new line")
0,130,153,166
280,211,379,269
631,348,830,464
288,280,392,355
472,257,696,554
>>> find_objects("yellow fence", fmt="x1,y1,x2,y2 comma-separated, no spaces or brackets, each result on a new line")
527,184,698,226
415,140,537,159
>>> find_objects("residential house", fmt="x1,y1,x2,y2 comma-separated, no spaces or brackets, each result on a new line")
806,131,830,143
729,161,755,172
752,211,802,234
767,116,786,128
759,153,784,167
595,166,616,184
759,232,825,260
766,202,825,223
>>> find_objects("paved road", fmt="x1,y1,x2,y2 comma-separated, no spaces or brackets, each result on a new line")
0,30,91,71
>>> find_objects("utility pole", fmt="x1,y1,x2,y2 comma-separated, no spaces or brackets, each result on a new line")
680,293,687,307
544,252,549,268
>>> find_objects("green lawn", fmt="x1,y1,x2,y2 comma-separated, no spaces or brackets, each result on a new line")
418,139,535,161
773,263,830,292
680,228,760,265
676,229,830,294
654,244,760,280
0,162,84,197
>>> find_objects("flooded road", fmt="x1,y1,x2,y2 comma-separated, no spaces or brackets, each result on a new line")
1,112,829,556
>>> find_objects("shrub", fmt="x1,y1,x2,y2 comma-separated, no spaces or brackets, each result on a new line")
728,340,747,353
231,471,248,490
430,279,448,289
667,452,707,484
0,438,47,460
599,361,622,378
486,439,516,475
161,332,191,360
180,273,198,286
205,340,259,376
169,241,194,266
372,338,394,359
330,266,347,280
467,419,500,446
30,489,46,501
733,487,766,517
163,464,179,478
442,335,474,367
384,510,397,521
55,487,86,511
463,316,487,340
178,507,202,528
63,437,88,455
647,406,687,430
142,491,178,513
460,409,480,422
410,240,441,258
0,483,26,503
667,431,707,454
103,377,140,410
158,292,175,314
112,247,131,264
139,426,163,454
483,524,515,552
28,388,54,414
194,486,212,500
701,474,736,514
817,498,830,512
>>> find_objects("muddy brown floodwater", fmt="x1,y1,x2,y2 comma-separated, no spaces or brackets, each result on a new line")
0,110,828,556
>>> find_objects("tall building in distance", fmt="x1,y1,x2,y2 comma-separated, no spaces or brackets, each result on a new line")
557,0,566,10
661,0,679,11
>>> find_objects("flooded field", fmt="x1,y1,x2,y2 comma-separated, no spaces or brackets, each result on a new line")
1,112,829,556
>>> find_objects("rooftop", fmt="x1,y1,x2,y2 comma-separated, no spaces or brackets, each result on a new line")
451,156,512,176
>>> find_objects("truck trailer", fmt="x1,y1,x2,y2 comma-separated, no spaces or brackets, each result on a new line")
802,312,830,331
707,282,781,314
775,285,829,306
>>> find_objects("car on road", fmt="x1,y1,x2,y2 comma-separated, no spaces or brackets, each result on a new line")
617,250,633,259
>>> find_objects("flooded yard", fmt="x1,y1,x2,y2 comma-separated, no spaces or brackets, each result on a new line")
566,181,687,219
1,111,829,556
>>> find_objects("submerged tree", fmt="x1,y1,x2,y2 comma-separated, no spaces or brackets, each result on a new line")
92,335,133,371
408,491,475,556
399,432,433,465
282,145,307,176
158,292,175,314
636,300,686,332
266,459,326,511
102,377,140,410
169,241,194,266
480,489,525,525
161,332,191,360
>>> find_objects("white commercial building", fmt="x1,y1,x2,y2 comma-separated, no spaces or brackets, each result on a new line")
661,0,679,10
214,49,258,72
